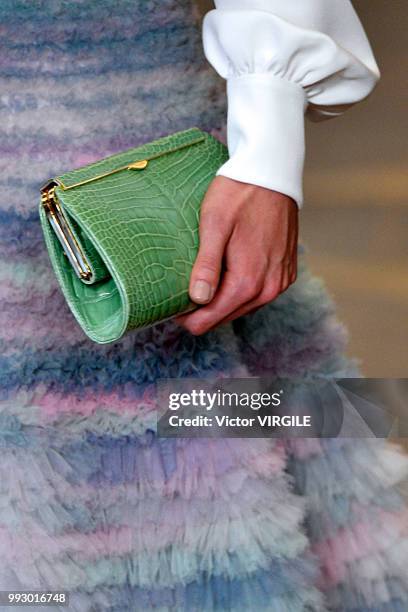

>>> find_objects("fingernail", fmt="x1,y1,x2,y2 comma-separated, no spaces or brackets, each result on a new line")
191,280,212,303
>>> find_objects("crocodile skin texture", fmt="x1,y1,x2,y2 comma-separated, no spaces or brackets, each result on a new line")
40,128,228,343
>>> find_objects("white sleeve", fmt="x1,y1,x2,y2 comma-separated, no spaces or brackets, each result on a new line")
203,0,380,206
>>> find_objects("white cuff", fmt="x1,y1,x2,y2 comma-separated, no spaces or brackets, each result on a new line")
217,74,307,207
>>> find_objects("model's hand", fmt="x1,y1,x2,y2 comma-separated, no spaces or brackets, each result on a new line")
177,176,298,335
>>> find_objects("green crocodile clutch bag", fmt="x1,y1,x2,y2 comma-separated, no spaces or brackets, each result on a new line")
39,128,228,343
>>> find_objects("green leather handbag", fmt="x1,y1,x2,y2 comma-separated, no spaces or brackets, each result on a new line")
39,128,228,343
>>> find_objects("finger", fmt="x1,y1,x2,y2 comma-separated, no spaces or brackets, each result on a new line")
179,269,262,335
217,248,297,327
189,211,230,305
218,273,283,326
281,264,291,292
289,248,298,284
289,262,297,284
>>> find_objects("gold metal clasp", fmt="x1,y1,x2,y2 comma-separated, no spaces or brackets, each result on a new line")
60,159,149,191
58,133,205,191
41,183,92,282
128,160,149,170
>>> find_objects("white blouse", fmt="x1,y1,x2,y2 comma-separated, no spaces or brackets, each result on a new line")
203,0,380,206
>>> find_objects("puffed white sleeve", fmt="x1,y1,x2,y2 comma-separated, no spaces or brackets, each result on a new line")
203,0,380,206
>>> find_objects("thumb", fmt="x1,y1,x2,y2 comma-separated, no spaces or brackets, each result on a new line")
189,212,228,304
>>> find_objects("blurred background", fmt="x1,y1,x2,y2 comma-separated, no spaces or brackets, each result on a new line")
198,0,408,377
303,0,407,377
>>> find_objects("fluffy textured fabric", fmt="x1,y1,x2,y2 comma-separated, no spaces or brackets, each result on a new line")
0,1,407,610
